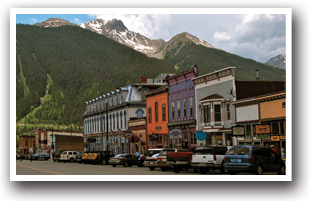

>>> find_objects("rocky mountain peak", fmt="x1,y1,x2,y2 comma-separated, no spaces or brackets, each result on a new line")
35,18,78,27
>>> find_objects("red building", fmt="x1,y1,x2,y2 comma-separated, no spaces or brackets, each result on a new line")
146,85,169,149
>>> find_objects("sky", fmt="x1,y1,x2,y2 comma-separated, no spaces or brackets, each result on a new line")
16,13,286,63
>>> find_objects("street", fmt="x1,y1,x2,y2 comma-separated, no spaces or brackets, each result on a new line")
16,160,279,175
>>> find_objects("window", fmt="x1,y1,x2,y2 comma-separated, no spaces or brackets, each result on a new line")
155,102,158,122
124,110,127,129
280,121,285,135
272,121,279,135
25,140,28,146
183,98,187,117
203,104,211,124
226,103,231,121
245,125,252,136
148,107,152,123
162,104,166,121
189,97,193,117
177,99,181,118
120,112,123,129
171,101,175,119
214,104,222,122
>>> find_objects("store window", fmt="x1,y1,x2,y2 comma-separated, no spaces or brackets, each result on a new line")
280,121,286,135
272,121,279,135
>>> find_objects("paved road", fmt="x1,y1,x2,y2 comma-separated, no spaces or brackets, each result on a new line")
16,160,279,175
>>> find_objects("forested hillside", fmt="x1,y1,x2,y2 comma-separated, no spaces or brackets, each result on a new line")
16,24,175,126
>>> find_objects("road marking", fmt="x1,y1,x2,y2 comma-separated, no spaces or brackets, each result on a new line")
17,164,66,175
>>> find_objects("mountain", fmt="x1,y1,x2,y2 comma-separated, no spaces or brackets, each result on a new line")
16,24,175,126
80,18,214,58
265,54,286,69
34,18,78,27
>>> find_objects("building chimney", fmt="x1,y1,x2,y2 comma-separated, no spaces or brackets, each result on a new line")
255,69,259,80
140,76,147,83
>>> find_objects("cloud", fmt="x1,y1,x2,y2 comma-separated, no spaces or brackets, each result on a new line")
74,18,81,24
213,31,231,42
30,18,37,23
211,14,286,61
94,14,173,40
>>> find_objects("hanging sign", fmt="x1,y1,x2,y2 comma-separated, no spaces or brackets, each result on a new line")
232,126,245,136
256,125,270,134
195,131,207,141
169,129,183,139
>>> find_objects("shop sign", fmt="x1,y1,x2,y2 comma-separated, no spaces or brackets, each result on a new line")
195,131,207,141
216,135,222,140
271,136,280,141
244,136,253,142
280,136,286,140
169,129,183,139
114,141,119,146
256,125,270,134
232,126,245,136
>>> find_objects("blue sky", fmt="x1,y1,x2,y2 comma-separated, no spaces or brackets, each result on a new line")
16,13,287,63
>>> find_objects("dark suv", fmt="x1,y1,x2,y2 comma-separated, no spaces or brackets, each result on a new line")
92,151,115,165
223,145,285,175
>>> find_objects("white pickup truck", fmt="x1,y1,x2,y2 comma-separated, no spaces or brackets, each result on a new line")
191,146,230,174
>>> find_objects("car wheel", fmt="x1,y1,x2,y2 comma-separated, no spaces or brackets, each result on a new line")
194,168,199,173
112,164,116,167
278,165,285,175
220,165,226,174
124,162,129,167
102,159,107,165
228,170,236,175
70,158,74,163
255,165,263,175
161,167,168,172
200,168,208,174
173,167,180,173
149,167,155,171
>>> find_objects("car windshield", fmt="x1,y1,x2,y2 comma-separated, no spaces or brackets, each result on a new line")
115,154,126,158
193,148,213,155
226,147,250,155
151,153,159,158
146,150,161,157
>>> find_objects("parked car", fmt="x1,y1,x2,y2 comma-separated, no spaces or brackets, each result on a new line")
30,153,40,160
157,148,188,171
191,145,230,174
144,153,160,171
75,152,84,163
109,154,139,167
223,145,286,175
90,151,115,165
39,153,50,160
60,151,80,163
53,150,65,162
167,151,193,173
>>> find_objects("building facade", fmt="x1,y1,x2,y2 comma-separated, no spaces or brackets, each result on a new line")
166,65,198,148
83,76,165,154
193,67,236,146
146,85,169,149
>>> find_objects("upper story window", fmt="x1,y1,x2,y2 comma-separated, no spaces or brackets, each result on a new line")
171,101,175,119
155,102,158,122
177,99,181,118
201,101,223,127
183,98,187,117
189,97,193,117
148,107,152,123
162,104,166,121
226,103,231,121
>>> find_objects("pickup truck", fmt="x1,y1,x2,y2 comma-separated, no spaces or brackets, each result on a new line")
191,145,229,174
166,152,193,173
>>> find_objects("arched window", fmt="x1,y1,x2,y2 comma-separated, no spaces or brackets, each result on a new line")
136,108,144,118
